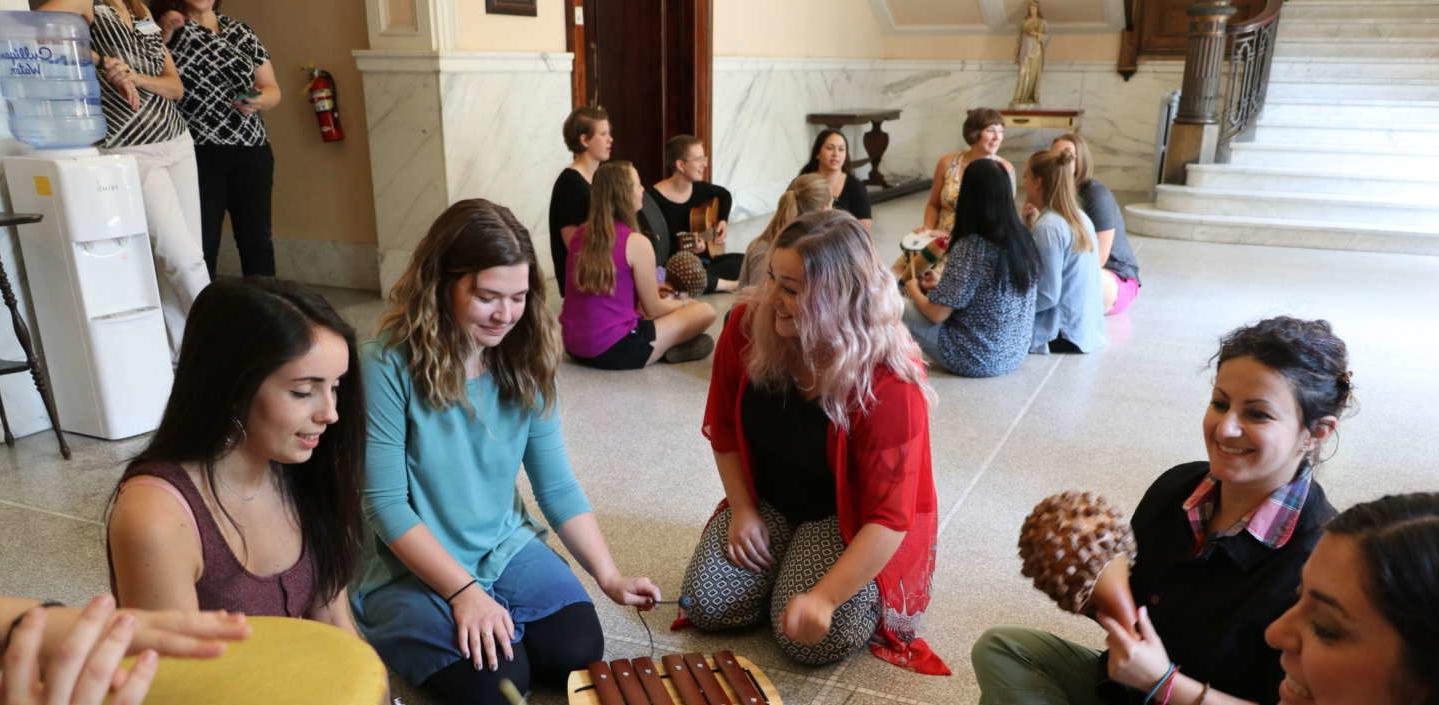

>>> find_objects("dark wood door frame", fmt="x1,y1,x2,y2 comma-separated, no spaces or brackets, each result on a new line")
566,0,713,182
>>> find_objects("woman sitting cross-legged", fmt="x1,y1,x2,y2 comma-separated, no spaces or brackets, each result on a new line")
649,134,745,294
107,278,366,631
1051,133,1141,316
560,160,717,368
973,316,1354,705
679,209,949,674
1022,149,1106,354
902,158,1041,378
352,199,660,705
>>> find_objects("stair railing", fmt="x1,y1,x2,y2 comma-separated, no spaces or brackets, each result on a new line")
1219,0,1283,157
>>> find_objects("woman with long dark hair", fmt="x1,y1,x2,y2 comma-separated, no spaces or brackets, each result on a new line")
800,129,872,232
902,158,1041,377
352,199,659,705
107,279,366,632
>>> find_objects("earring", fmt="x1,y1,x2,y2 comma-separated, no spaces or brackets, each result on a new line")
224,416,247,450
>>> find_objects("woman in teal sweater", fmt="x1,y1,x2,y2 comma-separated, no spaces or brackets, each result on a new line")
351,199,659,705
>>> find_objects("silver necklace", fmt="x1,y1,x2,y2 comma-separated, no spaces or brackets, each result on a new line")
218,473,266,502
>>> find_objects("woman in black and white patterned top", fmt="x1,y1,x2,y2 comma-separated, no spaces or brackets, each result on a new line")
154,0,280,278
41,0,210,365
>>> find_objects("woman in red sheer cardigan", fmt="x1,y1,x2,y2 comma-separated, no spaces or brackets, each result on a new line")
676,209,948,674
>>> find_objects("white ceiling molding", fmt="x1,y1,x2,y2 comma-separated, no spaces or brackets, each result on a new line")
871,0,1125,35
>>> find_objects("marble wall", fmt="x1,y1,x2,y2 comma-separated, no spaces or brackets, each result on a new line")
355,51,572,294
714,57,1183,223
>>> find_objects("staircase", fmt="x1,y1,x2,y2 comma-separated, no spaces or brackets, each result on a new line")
1127,0,1439,256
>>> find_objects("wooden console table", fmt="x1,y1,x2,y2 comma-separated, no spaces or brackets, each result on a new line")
806,109,903,188
1001,109,1083,131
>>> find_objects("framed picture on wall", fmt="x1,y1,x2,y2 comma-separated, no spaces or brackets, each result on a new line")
485,0,537,16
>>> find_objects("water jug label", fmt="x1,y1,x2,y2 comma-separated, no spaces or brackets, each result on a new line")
32,176,52,197
1,46,52,77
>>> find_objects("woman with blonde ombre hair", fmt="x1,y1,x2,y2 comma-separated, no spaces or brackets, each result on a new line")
735,173,833,290
678,210,949,674
561,161,717,369
1051,132,1142,315
352,198,661,705
1022,149,1106,354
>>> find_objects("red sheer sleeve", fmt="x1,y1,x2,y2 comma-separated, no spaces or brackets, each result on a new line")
702,304,749,452
848,374,930,532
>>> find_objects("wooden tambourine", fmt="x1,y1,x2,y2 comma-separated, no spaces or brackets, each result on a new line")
893,231,948,283
129,616,387,705
567,651,782,705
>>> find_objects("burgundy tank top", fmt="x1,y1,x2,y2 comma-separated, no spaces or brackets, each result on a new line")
108,460,317,617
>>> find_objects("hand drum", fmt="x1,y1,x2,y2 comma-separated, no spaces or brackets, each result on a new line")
1018,491,1139,629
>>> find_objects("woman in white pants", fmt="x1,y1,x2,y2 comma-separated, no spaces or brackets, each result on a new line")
42,0,210,363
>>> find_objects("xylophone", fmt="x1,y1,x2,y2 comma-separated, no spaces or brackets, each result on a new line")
566,651,782,705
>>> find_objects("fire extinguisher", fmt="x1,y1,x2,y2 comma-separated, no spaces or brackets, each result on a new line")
304,66,345,143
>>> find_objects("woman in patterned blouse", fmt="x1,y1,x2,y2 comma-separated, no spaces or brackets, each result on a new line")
40,0,211,364
153,0,281,279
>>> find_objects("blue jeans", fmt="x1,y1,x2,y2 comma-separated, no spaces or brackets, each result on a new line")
903,302,948,368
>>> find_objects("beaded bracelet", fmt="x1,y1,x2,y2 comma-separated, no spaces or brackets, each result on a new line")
0,601,64,655
1143,663,1178,705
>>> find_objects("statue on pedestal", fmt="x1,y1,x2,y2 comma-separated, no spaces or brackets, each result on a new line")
1011,0,1049,108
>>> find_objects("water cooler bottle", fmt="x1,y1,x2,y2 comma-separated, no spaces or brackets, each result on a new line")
4,152,172,439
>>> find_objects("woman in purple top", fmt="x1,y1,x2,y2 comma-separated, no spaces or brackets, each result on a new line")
560,161,717,369
106,278,366,633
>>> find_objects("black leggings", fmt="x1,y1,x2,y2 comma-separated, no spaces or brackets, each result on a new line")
195,143,275,278
420,602,603,705
703,253,744,294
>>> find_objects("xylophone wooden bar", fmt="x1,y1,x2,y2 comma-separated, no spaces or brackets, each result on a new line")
682,653,732,705
587,661,626,705
631,658,676,705
610,659,652,705
660,655,706,705
713,651,765,705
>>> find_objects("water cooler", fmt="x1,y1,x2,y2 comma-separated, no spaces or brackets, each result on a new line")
4,151,172,439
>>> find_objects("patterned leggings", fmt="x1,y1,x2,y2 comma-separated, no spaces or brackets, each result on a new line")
680,503,880,665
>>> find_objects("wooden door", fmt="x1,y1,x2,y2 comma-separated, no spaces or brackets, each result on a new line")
566,0,712,185
1135,0,1266,56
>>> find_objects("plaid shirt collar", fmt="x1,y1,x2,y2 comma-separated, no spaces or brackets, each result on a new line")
1183,464,1314,552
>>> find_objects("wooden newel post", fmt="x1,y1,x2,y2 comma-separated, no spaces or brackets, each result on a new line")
1161,0,1237,185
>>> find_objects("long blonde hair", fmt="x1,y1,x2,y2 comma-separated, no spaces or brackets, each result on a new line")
377,199,559,414
755,174,832,247
575,161,639,296
1028,150,1093,253
742,210,933,428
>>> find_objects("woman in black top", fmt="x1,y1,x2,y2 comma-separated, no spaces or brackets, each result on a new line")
973,316,1355,705
548,106,612,297
648,135,744,293
155,0,281,278
799,129,872,232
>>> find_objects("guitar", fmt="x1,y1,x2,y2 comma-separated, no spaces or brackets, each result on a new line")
677,197,723,255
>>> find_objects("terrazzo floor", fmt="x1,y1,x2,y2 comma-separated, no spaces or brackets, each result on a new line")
1,192,1436,705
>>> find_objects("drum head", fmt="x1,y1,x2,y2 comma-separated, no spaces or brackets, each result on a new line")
900,233,934,252
131,617,388,705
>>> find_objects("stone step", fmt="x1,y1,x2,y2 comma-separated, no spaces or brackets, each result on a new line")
1125,203,1439,256
1252,120,1439,148
1282,1,1439,21
1270,58,1439,82
1185,164,1439,200
1262,98,1439,124
1228,142,1439,171
1154,184,1438,226
1279,18,1439,39
1275,37,1439,59
1266,78,1439,101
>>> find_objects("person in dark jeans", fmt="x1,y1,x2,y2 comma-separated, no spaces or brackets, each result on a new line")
156,0,279,277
